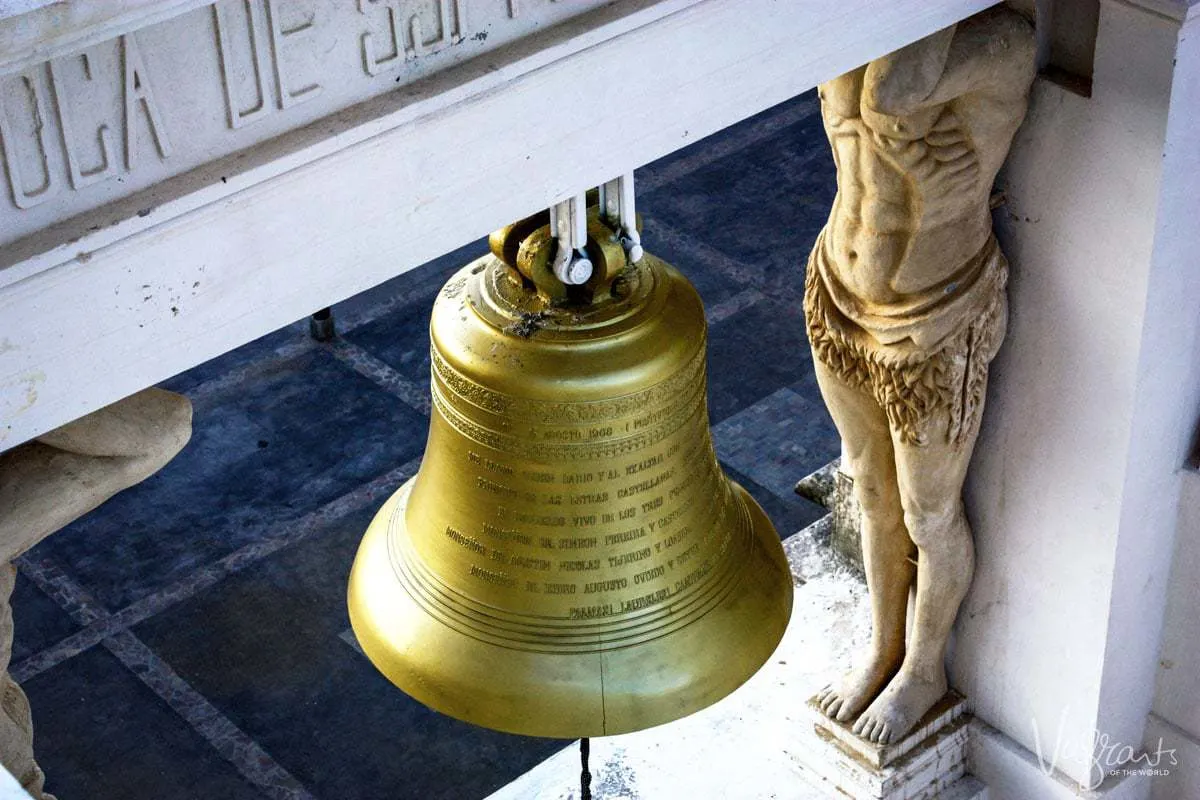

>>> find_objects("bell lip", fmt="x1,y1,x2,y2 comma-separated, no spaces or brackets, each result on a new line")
347,478,794,739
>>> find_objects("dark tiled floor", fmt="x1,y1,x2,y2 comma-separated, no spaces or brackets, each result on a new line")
10,576,79,665
34,349,429,612
23,647,262,800
158,323,309,398
134,505,564,800
13,90,840,800
706,299,815,424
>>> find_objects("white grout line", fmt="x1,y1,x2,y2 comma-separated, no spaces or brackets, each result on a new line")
103,630,318,800
325,339,432,416
706,287,766,325
337,629,365,657
642,216,766,287
16,559,319,800
12,457,421,684
330,262,464,335
183,332,315,413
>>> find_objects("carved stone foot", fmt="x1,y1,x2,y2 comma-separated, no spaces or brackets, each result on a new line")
852,665,949,745
815,649,902,724
797,691,978,798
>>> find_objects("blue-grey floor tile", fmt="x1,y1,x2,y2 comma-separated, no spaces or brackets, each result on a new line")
722,462,826,539
640,92,819,187
337,250,483,391
135,505,565,800
789,358,825,406
342,302,439,392
705,298,812,424
25,646,261,800
159,322,309,397
640,97,833,299
28,348,429,611
10,573,80,665
713,387,840,500
636,222,748,310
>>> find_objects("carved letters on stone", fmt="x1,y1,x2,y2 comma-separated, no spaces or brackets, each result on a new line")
0,32,171,210
359,0,465,76
0,0,604,250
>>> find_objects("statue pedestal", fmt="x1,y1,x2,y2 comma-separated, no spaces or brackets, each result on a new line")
794,691,985,800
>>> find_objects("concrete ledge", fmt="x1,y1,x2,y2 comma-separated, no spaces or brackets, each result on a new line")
0,0,997,450
968,718,1150,800
1145,713,1200,800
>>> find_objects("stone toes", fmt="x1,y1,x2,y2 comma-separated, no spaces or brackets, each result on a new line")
853,714,893,742
826,698,844,719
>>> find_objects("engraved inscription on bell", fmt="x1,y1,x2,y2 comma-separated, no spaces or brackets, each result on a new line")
348,236,794,739
416,348,730,623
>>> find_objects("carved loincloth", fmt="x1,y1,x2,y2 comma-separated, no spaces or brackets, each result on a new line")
803,228,1008,446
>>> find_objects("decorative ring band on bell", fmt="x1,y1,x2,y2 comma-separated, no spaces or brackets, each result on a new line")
348,246,793,738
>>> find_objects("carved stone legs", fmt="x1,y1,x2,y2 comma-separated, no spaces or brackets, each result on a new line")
811,356,984,745
814,359,913,728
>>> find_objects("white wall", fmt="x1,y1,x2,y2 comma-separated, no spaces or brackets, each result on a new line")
957,0,1198,792
1149,472,1200,799
1118,9,1200,799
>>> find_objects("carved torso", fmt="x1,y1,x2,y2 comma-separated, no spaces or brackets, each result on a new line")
804,13,1035,442
818,68,1026,306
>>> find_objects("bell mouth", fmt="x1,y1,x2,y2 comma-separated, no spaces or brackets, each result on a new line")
348,478,793,739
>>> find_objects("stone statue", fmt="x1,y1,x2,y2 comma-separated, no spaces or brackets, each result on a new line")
805,8,1036,744
0,388,192,798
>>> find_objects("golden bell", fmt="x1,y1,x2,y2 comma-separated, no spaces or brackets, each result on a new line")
348,220,793,738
